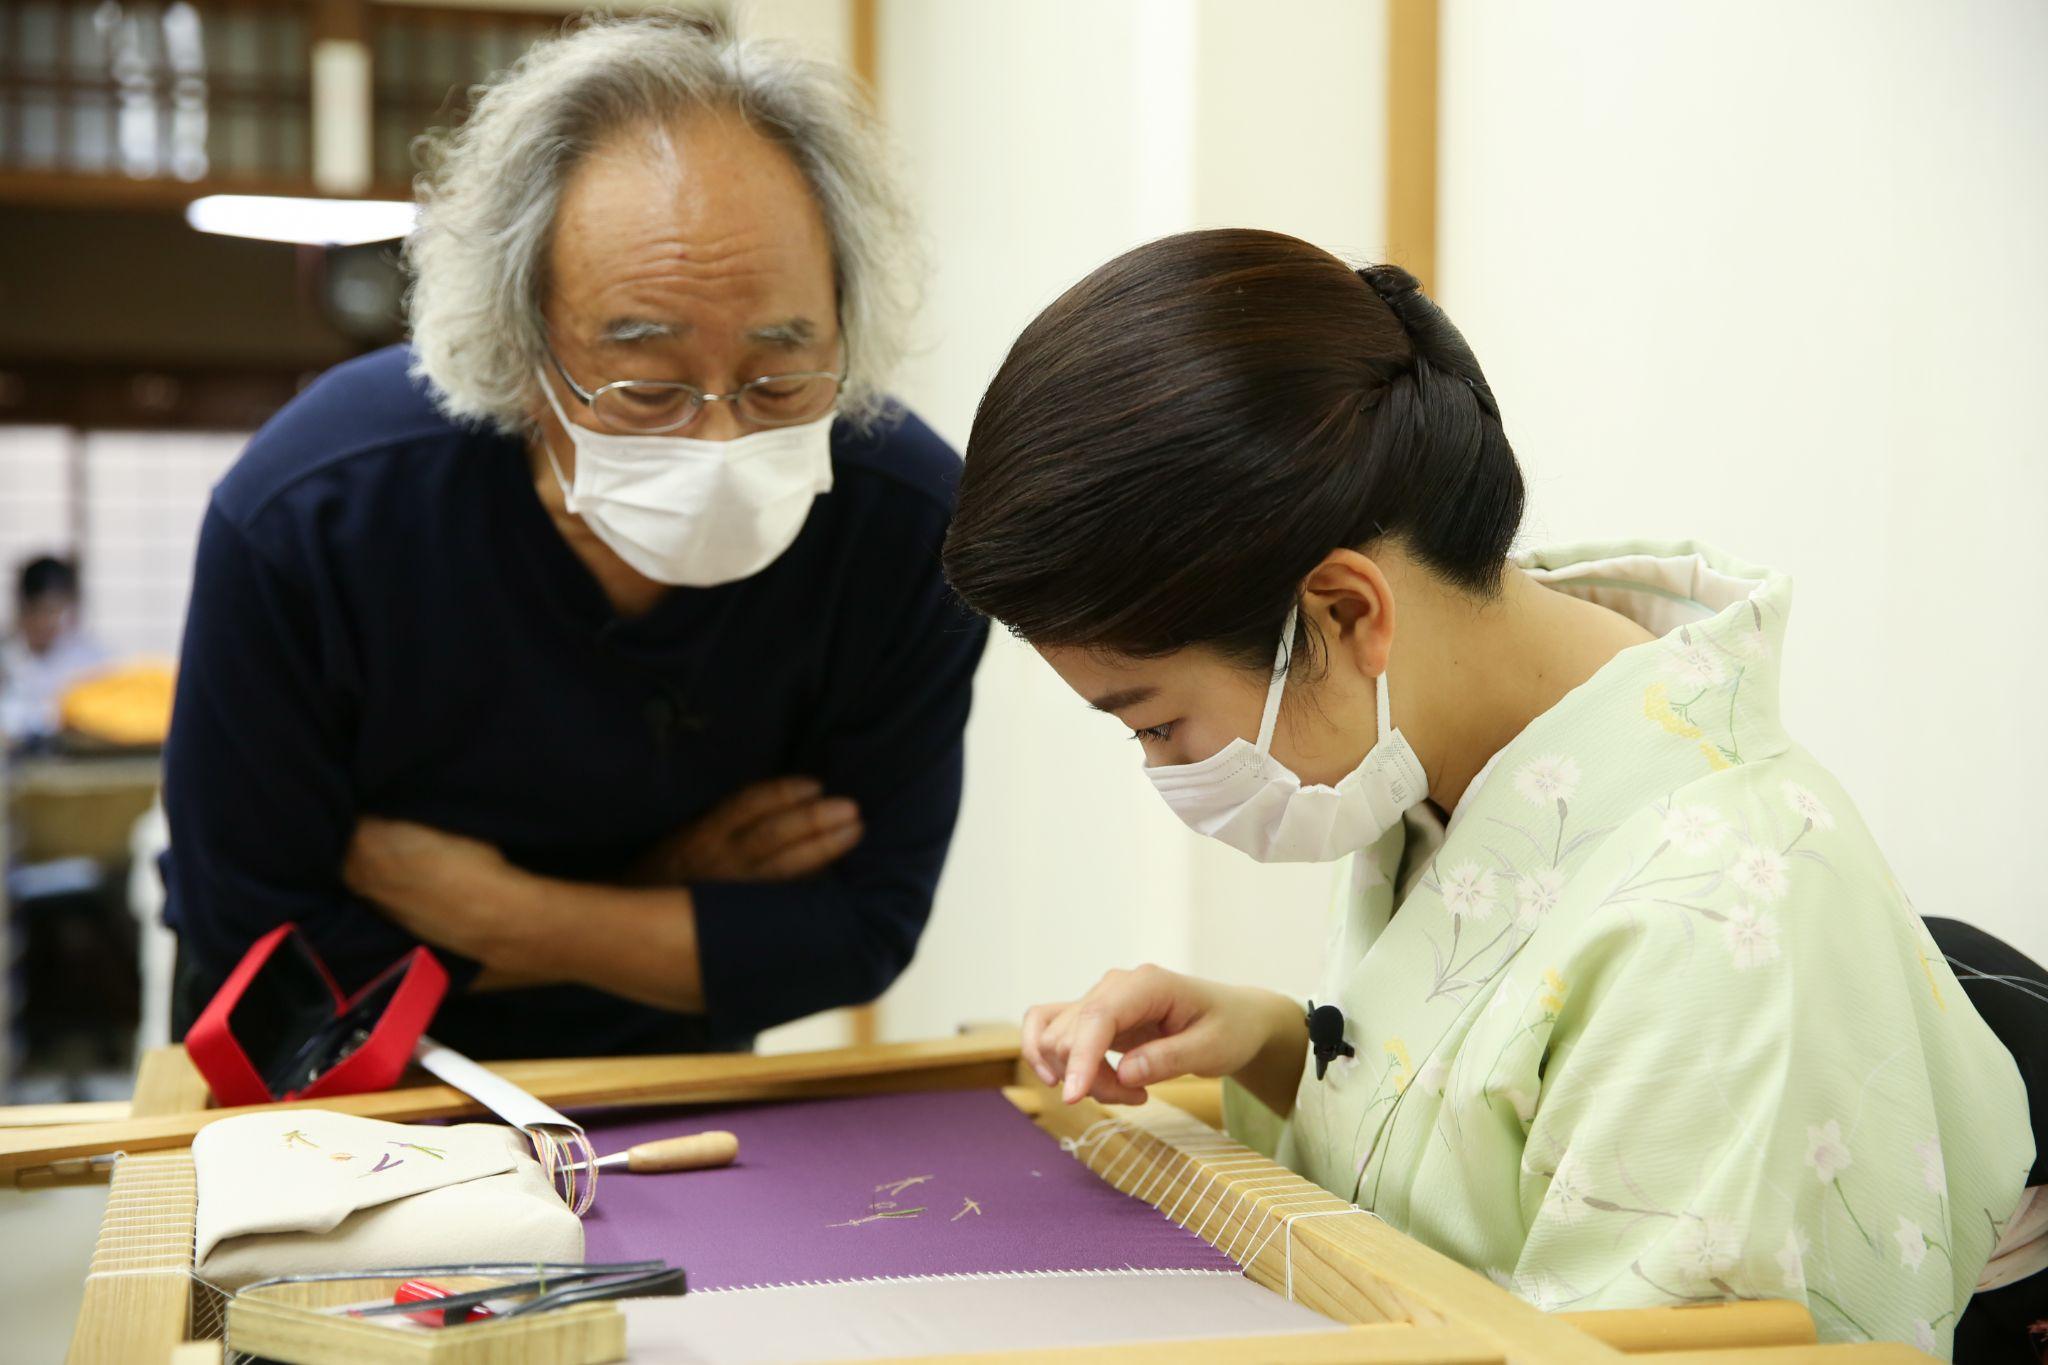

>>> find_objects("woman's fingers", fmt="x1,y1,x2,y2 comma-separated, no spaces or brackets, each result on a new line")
1063,1005,1121,1103
1026,966,1201,1103
1021,1002,1068,1086
1086,1072,1151,1105
1059,966,1182,1103
1115,1020,1221,1089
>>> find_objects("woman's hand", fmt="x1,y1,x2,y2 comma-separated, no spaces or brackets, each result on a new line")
1022,965,1309,1112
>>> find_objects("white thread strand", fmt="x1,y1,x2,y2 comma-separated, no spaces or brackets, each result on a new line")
1196,1166,1279,1241
1135,1133,1205,1203
1099,1127,1152,1186
1239,1195,1355,1267
1279,1208,1377,1300
1099,1128,1156,1187
1122,1135,1176,1199
692,1267,1242,1295
1172,1158,1268,1227
1233,1192,1348,1263
1153,1145,1259,1217
1212,1176,1308,1254
1058,1119,1123,1157
83,1265,191,1280
1142,1150,1203,1212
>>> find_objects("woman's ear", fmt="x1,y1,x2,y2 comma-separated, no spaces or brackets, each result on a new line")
1300,548,1395,679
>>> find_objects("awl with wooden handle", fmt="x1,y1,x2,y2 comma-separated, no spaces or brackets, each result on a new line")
564,1130,739,1174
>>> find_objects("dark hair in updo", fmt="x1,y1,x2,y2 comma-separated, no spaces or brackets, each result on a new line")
942,228,1525,673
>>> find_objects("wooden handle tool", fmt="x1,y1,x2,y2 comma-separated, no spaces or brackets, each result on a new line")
568,1130,739,1174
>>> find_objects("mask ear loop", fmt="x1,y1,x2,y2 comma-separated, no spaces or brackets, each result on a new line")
1254,604,1299,754
533,366,582,510
1375,661,1393,741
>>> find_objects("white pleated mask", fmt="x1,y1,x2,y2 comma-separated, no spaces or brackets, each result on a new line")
1144,605,1428,862
538,368,833,587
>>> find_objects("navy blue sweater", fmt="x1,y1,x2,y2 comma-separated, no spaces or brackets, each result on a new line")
161,346,986,1058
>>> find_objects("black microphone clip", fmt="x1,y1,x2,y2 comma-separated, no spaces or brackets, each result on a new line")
1305,1000,1354,1080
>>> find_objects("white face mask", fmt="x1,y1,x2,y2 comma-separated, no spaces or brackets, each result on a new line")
537,368,834,587
1144,605,1428,862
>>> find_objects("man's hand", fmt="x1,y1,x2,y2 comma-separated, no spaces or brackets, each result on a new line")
1023,965,1309,1115
344,817,536,965
633,777,862,884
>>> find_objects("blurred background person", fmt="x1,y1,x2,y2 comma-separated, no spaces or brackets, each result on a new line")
0,556,110,747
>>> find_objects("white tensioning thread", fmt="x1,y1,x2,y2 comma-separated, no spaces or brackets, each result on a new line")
1278,1207,1379,1301
1054,1108,1378,1297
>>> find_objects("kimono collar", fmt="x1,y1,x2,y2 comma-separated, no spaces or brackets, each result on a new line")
1407,540,1795,888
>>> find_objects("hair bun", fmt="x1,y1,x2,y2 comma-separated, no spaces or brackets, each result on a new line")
1356,263,1422,302
1357,263,1437,341
1355,262,1497,414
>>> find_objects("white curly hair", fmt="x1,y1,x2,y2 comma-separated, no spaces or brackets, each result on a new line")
404,7,919,432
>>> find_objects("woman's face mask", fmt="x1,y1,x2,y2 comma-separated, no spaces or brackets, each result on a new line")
1040,607,1428,862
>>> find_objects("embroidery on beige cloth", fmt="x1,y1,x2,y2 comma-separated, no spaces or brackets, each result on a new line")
193,1109,584,1289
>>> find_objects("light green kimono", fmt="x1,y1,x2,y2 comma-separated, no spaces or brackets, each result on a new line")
1225,542,2033,1359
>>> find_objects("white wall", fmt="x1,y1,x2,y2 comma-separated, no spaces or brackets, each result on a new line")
1438,0,2048,961
873,1,1387,1040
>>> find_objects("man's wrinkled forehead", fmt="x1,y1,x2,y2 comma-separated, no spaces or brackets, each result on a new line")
545,113,834,324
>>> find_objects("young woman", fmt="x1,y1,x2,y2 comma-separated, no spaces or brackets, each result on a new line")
942,229,2038,1357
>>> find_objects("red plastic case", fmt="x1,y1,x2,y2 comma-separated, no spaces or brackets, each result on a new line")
185,924,448,1107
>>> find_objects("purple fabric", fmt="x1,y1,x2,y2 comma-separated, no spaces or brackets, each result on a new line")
573,1089,1239,1290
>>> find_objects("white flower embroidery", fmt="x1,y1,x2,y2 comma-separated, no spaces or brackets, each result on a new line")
1806,1120,1852,1185
1674,1216,1744,1277
1514,869,1566,928
1730,841,1791,903
1895,1216,1928,1271
1441,863,1498,921
1668,639,1727,689
1775,1226,1809,1289
1546,1153,1589,1227
1782,781,1836,832
1512,1270,1572,1312
1914,1136,1946,1194
1721,904,1782,970
1729,624,1772,663
1660,803,1727,855
1913,1320,1938,1354
1514,754,1581,806
1415,1057,1449,1094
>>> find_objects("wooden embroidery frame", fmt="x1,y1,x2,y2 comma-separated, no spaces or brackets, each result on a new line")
0,1031,1931,1364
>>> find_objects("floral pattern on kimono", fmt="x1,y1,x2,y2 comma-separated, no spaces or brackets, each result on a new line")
1225,541,2033,1361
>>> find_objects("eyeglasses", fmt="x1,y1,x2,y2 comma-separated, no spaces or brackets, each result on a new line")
546,347,845,435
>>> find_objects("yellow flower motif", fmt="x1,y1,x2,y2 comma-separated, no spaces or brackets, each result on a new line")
1384,1038,1414,1093
1644,683,1703,739
1539,969,1569,1015
1916,942,1948,1012
1697,741,1732,772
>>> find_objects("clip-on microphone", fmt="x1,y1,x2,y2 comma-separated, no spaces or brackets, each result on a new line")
1305,1000,1354,1080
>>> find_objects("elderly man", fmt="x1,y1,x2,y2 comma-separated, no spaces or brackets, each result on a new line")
161,13,986,1057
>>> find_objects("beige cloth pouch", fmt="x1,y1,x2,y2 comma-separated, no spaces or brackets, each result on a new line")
193,1109,584,1289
